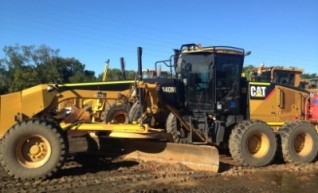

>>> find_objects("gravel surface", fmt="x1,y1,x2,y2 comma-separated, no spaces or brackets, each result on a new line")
1,153,318,193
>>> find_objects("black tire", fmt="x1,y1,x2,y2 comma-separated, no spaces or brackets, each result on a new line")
166,113,190,144
0,119,67,180
279,121,318,163
128,102,142,123
104,103,130,123
229,120,277,167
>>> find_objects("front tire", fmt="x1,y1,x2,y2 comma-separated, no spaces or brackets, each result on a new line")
229,120,277,167
0,119,67,180
166,113,190,144
279,121,318,163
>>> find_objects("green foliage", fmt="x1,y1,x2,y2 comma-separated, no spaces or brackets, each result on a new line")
243,64,256,80
97,69,136,81
0,44,96,94
0,61,9,93
301,73,318,79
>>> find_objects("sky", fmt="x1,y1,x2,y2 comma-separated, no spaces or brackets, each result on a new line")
0,0,317,75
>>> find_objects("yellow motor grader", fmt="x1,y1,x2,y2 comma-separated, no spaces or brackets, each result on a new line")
250,64,304,87
105,45,318,167
0,47,219,180
128,44,318,167
1,45,318,181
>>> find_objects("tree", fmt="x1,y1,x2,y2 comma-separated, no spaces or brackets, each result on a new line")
0,44,97,94
97,69,136,81
0,61,9,93
301,73,318,79
243,64,256,81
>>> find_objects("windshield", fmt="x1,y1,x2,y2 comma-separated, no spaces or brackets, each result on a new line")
178,53,214,111
215,54,242,105
273,70,295,86
178,52,243,113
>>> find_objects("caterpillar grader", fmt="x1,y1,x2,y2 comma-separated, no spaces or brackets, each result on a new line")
250,64,304,87
0,44,318,181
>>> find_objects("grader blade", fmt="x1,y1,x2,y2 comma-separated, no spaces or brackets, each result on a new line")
121,140,219,172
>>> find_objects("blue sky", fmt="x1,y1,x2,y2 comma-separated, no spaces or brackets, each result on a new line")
0,0,317,75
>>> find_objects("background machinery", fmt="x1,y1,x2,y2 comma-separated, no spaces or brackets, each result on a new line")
250,64,304,87
0,44,318,181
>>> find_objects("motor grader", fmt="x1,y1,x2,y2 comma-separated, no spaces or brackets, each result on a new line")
128,44,318,167
250,64,304,87
0,47,219,180
109,44,318,167
1,45,318,181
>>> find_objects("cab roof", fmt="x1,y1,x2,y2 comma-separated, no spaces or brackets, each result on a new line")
180,44,245,55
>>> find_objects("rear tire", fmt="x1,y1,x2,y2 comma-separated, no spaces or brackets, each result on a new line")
279,121,318,163
104,103,130,123
0,119,67,180
229,120,277,167
166,113,190,144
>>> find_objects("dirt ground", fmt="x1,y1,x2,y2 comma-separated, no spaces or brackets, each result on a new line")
1,153,318,193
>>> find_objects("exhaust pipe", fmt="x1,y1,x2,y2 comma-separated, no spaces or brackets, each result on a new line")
120,57,126,80
137,47,143,124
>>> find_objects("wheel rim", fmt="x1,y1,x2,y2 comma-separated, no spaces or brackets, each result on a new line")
294,132,313,157
112,111,127,123
16,135,51,168
246,132,270,158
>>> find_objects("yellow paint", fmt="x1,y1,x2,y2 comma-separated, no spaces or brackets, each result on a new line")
249,82,271,86
60,122,148,133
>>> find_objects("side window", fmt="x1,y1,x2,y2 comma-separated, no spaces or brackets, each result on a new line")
274,71,295,86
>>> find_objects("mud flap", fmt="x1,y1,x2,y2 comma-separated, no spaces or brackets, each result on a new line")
121,140,219,172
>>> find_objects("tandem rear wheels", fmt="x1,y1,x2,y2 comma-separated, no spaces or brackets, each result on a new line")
229,120,318,167
279,121,318,163
229,120,277,167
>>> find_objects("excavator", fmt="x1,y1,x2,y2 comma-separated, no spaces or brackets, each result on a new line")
1,44,317,181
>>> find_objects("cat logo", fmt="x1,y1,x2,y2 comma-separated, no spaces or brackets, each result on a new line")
250,86,266,97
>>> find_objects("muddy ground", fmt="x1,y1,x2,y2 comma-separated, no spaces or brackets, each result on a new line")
1,153,317,193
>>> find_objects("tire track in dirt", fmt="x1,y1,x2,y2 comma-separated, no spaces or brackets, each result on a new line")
0,157,216,193
1,155,318,193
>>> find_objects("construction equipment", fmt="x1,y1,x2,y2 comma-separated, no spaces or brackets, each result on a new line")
250,64,304,87
304,78,318,94
0,47,219,180
1,44,318,181
100,57,137,124
105,57,173,124
249,64,318,94
124,44,318,167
